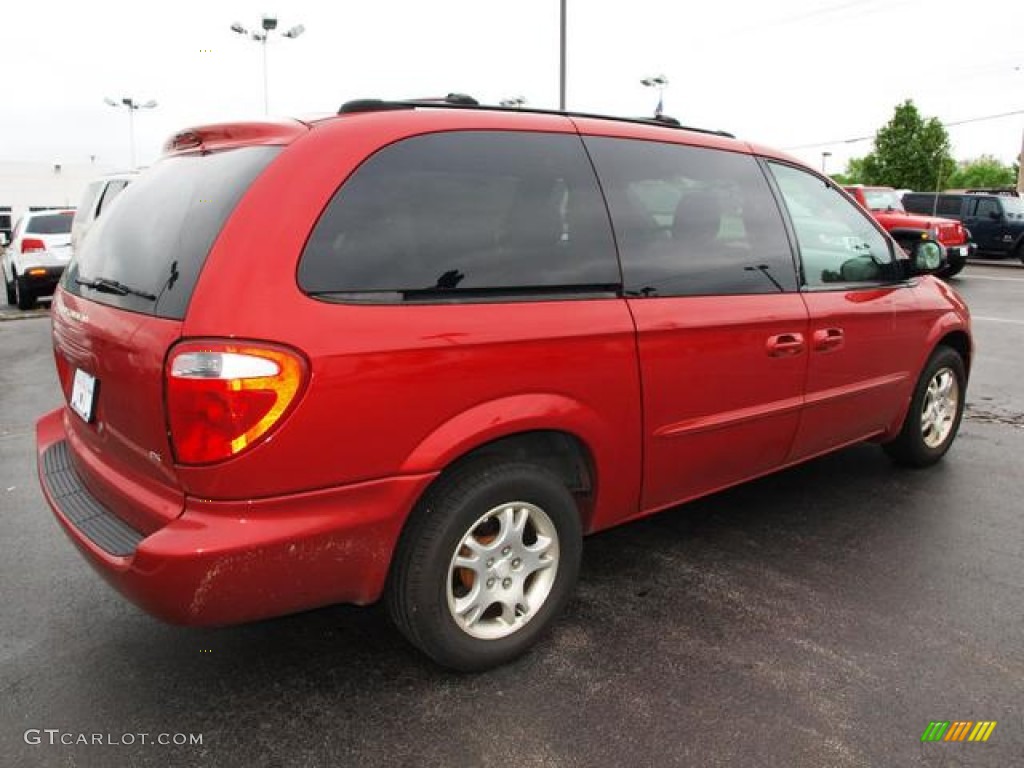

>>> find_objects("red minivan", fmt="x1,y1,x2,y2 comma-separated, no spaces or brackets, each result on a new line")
37,98,971,671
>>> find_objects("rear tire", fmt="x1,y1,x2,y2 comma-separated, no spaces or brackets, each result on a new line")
387,460,582,672
4,273,15,305
883,345,965,467
15,275,35,310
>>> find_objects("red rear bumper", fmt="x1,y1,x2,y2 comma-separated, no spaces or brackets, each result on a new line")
36,407,435,625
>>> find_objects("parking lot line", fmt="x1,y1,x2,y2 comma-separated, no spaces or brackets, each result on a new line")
959,274,1024,283
971,316,1024,325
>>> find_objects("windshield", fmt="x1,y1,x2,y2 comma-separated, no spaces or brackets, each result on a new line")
63,146,280,319
27,213,74,234
862,189,905,212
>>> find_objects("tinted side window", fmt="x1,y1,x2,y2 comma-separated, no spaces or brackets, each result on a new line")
584,137,796,296
299,131,619,300
972,198,1001,218
768,162,895,287
937,196,963,217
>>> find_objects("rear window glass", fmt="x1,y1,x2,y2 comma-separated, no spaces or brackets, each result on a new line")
63,146,280,319
298,131,620,301
27,214,73,235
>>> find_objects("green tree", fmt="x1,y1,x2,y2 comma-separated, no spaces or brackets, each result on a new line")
945,155,1017,189
831,156,869,185
859,100,955,191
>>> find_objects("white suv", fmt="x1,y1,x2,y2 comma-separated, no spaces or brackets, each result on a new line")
71,171,137,256
2,209,75,309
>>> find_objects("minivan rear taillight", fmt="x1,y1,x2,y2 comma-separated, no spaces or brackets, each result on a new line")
166,341,307,465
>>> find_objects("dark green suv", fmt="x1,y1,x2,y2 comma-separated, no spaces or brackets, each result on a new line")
903,192,1024,262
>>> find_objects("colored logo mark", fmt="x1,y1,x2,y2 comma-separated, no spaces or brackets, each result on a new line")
921,721,997,743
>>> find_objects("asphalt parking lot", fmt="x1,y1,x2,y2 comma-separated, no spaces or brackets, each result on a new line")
1,264,1022,767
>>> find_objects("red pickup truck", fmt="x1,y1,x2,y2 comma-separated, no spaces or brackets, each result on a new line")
844,185,973,277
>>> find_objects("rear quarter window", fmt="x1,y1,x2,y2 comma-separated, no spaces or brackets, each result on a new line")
298,130,620,301
904,194,964,218
63,146,280,319
937,196,963,217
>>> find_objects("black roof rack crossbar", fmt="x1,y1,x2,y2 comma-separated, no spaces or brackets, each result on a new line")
336,96,734,138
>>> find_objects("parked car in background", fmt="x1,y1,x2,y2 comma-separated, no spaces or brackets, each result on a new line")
963,188,1020,197
36,99,971,671
903,192,1024,262
844,185,973,277
71,171,138,255
3,209,75,309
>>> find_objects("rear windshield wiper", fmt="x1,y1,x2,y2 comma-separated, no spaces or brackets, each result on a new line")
75,276,157,301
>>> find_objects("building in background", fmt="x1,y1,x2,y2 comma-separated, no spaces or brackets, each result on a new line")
0,160,116,242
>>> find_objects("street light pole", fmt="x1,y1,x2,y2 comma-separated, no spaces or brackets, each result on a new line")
262,36,269,115
231,16,305,115
128,104,136,168
1018,128,1024,196
104,97,158,169
559,0,566,110
641,75,668,117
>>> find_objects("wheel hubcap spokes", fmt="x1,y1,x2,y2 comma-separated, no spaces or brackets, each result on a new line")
448,502,559,640
920,368,959,449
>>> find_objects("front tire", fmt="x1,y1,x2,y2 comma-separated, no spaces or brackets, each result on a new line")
883,345,966,467
4,272,15,305
387,460,582,672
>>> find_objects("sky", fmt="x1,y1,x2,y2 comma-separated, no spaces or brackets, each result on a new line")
0,0,1021,175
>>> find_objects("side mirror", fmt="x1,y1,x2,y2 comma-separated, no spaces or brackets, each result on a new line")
0,232,8,247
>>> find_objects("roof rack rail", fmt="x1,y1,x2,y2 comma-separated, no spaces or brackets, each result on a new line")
336,95,734,138
339,93,479,114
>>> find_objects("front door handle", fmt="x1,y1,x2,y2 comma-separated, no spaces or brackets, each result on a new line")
766,333,805,357
813,327,844,351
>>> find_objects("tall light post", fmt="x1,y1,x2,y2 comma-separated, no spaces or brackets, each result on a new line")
104,97,157,169
1017,130,1023,195
641,75,668,117
1017,66,1024,195
231,15,305,115
559,0,567,110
